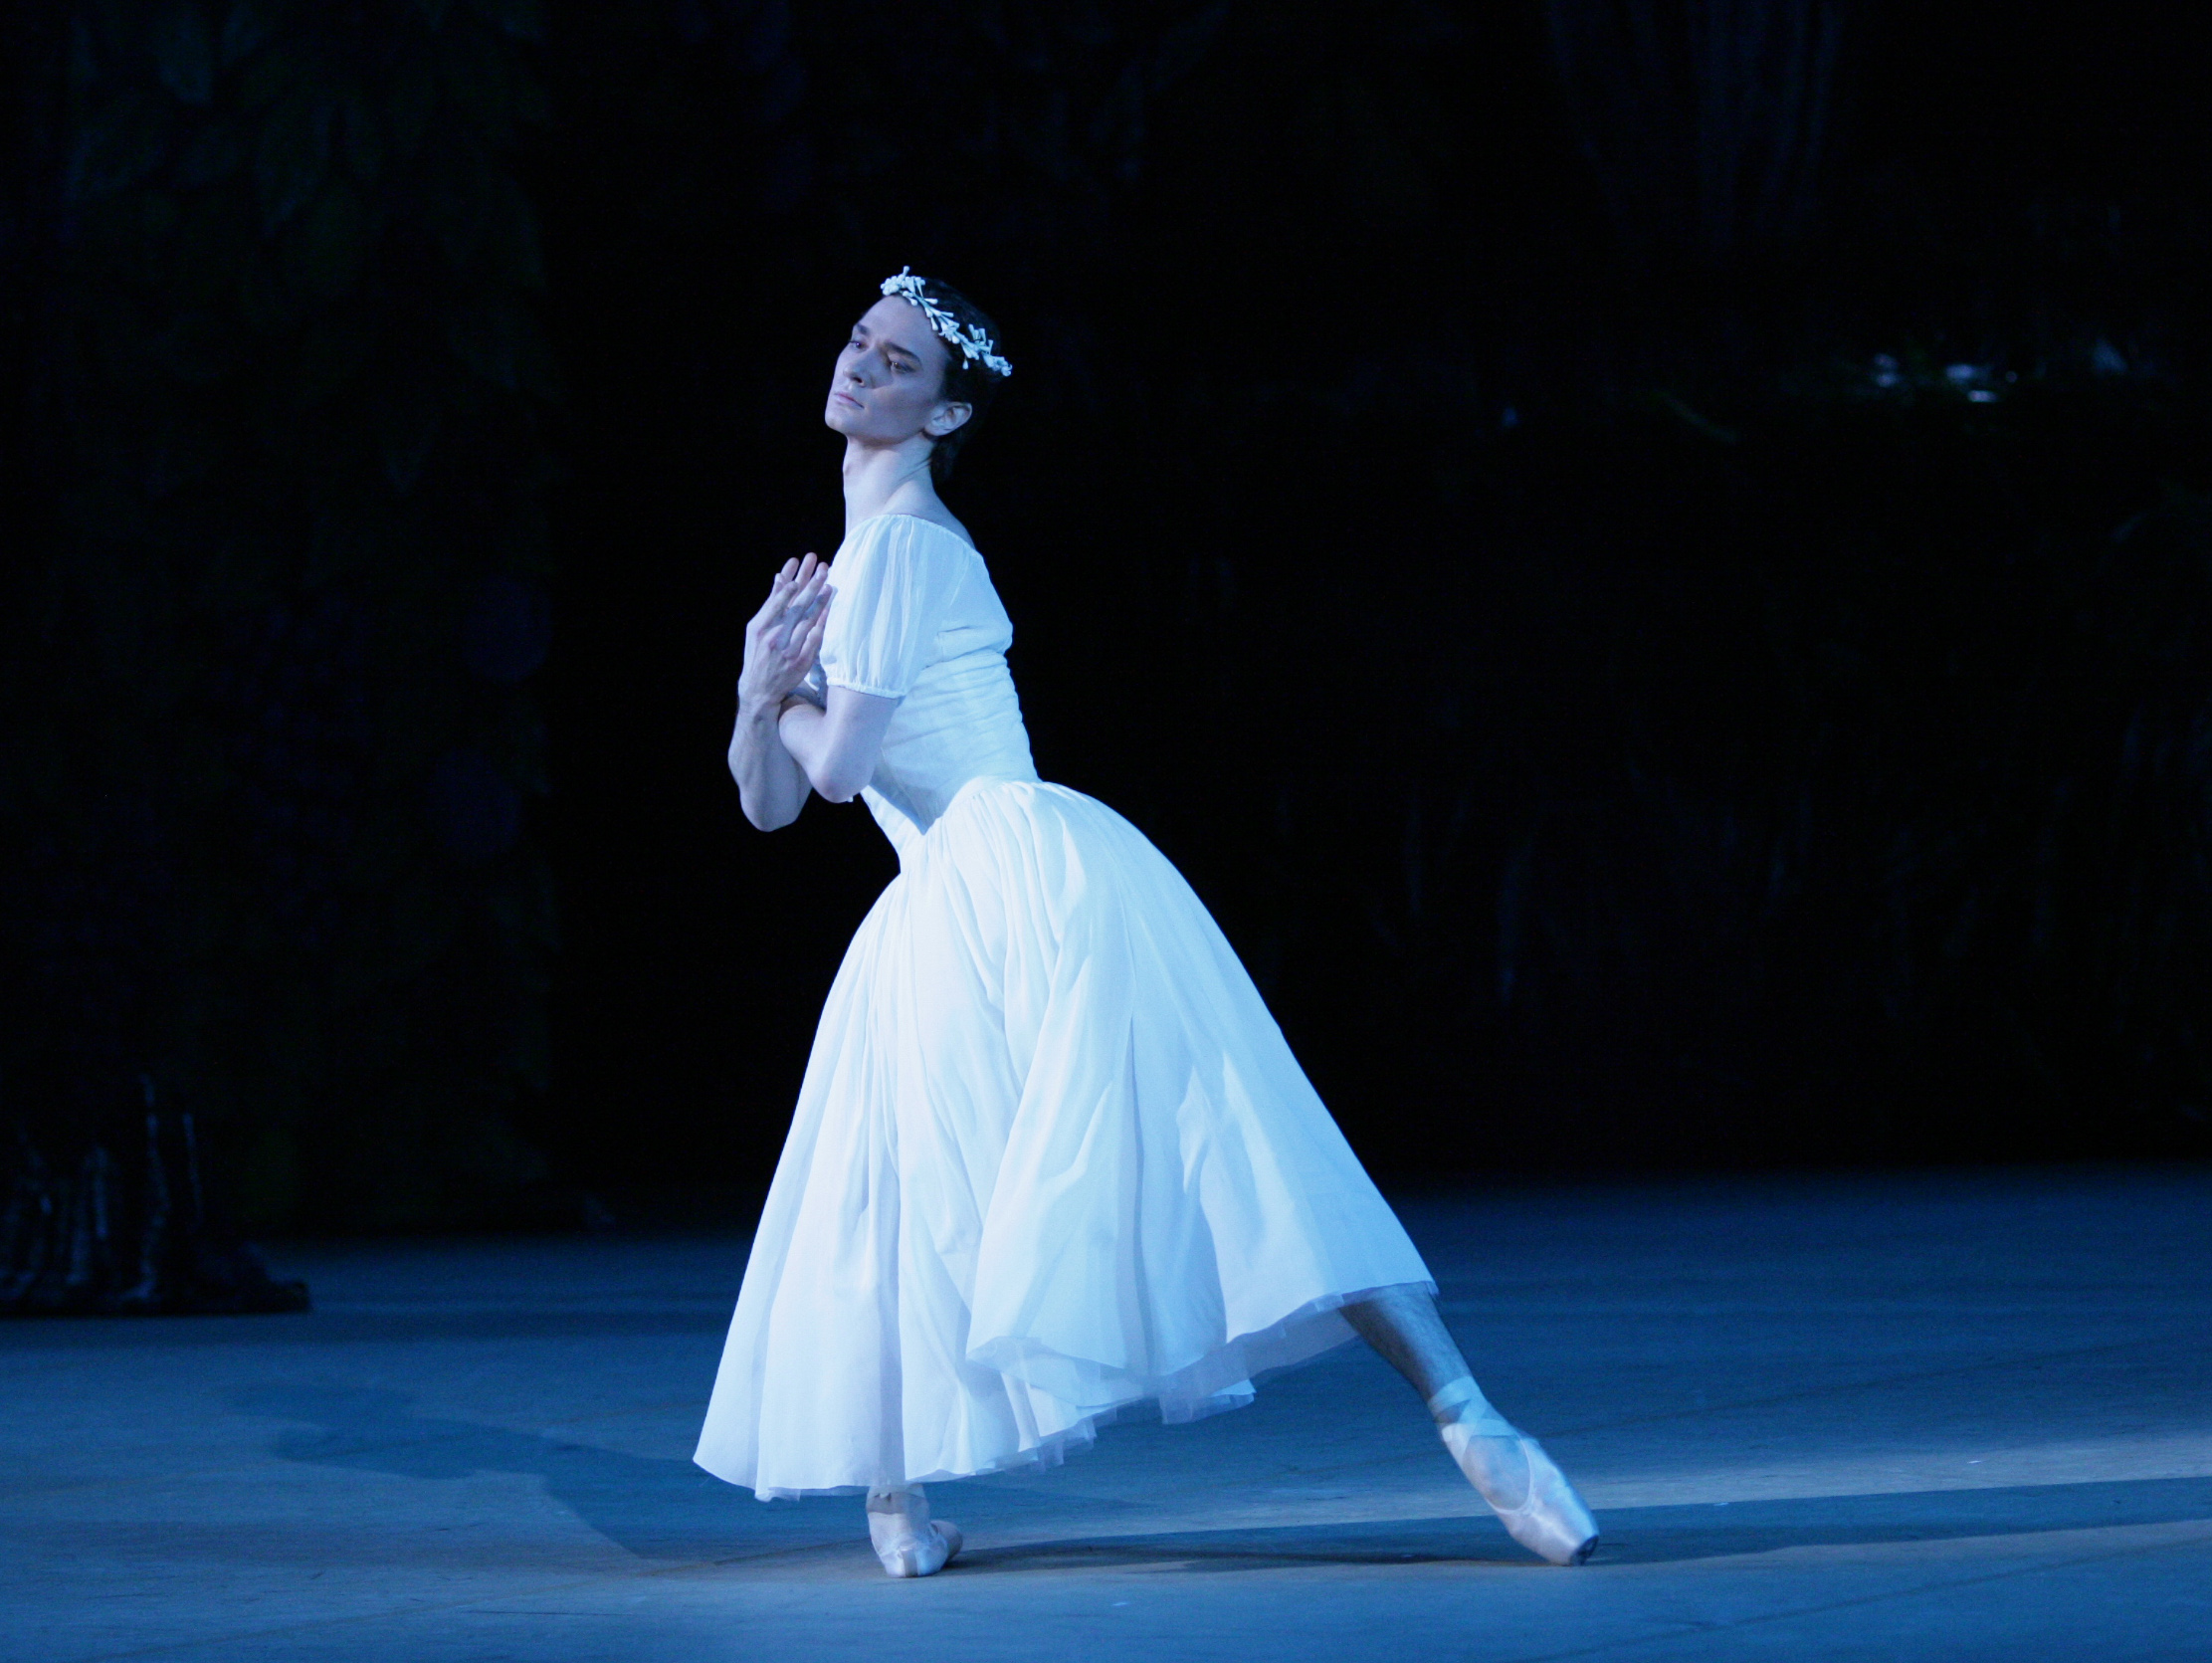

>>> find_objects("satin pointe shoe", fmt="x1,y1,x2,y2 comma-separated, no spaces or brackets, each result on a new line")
1429,1378,1600,1566
1450,1428,1601,1565
865,1487,963,1578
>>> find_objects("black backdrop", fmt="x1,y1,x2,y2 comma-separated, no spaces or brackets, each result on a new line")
5,0,2209,1235
530,1,2212,1213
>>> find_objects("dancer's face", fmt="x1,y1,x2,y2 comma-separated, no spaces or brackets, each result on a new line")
825,298,971,447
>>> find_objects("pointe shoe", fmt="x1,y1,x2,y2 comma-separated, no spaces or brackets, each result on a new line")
1439,1422,1601,1565
866,1489,963,1578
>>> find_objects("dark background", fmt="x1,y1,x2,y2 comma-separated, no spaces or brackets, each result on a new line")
5,0,2209,1237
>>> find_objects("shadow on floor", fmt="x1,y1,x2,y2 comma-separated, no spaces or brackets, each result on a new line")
237,1381,2212,1575
232,1379,1083,1566
233,1381,809,1563
962,1476,2212,1574
1588,1475,2212,1565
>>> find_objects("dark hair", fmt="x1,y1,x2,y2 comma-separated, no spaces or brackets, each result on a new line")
899,274,1008,486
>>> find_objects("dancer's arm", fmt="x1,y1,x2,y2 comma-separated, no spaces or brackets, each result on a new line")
729,697,809,831
731,555,831,832
776,688,897,804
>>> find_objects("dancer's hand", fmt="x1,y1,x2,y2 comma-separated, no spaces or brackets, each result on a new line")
738,554,833,713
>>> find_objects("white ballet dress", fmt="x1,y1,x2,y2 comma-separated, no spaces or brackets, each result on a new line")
694,513,1434,1500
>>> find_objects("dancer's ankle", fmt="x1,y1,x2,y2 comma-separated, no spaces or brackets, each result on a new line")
1426,1374,1518,1437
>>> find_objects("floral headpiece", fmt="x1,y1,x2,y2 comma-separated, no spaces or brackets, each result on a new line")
880,268,1013,378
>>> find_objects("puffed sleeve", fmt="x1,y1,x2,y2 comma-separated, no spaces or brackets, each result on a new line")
818,516,970,699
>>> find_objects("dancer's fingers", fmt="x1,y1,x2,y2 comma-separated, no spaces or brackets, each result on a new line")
789,577,829,626
784,603,817,655
748,586,786,633
755,563,797,618
760,559,824,636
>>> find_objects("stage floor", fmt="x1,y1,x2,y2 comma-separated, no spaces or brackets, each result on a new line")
6,1165,2209,1661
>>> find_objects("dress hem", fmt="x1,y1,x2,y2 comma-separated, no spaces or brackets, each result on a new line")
708,1277,1437,1502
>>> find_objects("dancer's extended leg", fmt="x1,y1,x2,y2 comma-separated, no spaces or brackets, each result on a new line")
864,1486,963,1578
1343,1287,1600,1565
1343,1285,1474,1402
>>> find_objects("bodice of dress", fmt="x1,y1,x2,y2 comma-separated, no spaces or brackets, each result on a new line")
801,513,1040,860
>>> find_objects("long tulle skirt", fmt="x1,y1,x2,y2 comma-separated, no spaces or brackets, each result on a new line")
694,778,1433,1499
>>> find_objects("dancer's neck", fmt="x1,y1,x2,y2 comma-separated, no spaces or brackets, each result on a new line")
842,435,948,538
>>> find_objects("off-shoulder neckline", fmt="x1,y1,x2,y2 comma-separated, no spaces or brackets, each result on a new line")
847,511,980,554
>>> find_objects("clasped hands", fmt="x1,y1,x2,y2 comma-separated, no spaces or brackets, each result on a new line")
739,553,834,715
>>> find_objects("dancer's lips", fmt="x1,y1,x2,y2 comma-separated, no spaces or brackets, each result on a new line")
831,390,862,408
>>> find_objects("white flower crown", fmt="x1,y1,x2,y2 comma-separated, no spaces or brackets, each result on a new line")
879,268,1013,379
